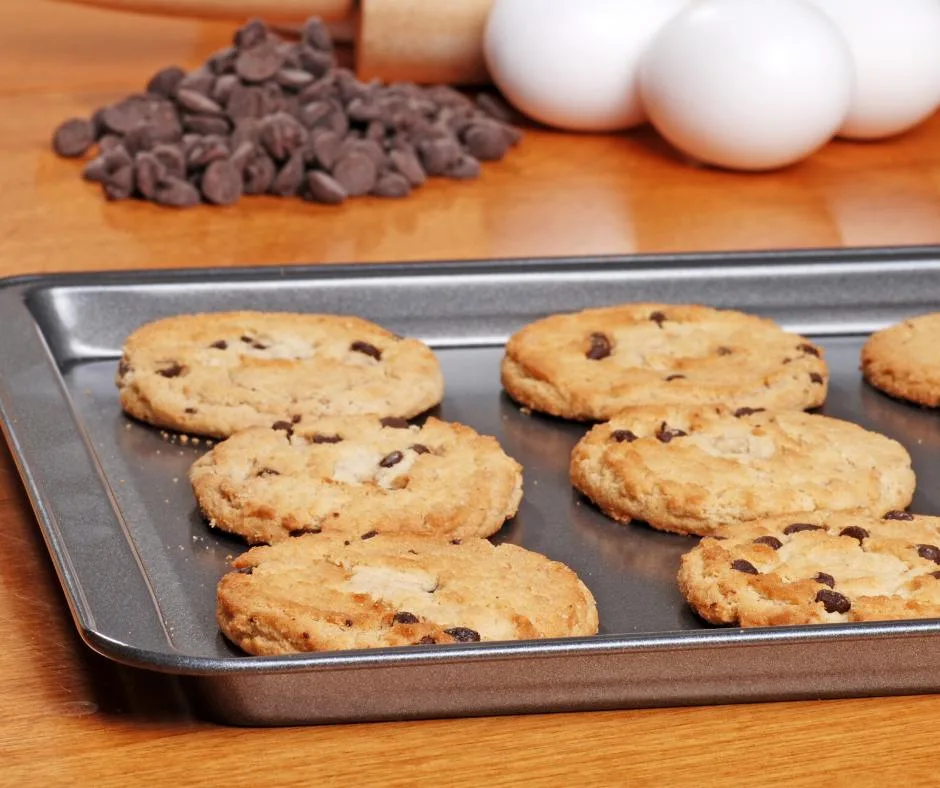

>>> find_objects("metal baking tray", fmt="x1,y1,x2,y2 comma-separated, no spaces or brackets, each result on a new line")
3,247,940,726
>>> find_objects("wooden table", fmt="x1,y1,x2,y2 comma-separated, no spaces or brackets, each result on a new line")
4,3,940,784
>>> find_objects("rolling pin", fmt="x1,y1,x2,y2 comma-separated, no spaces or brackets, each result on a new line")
54,0,354,22
56,0,496,84
357,0,495,85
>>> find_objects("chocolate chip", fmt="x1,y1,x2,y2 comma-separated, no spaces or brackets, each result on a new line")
611,430,638,443
815,589,851,614
783,523,824,535
53,19,521,211
291,414,302,424
649,311,667,327
210,340,228,350
350,340,382,360
133,152,165,200
153,177,201,208
102,165,134,201
931,571,940,580
656,422,688,443
798,343,821,357
417,137,461,176
380,417,410,429
360,530,378,540
309,128,343,166
586,332,611,360
417,635,437,645
444,155,481,180
272,420,294,436
151,144,186,179
291,525,322,536
302,18,333,51
146,66,186,99
260,112,308,161
388,147,427,186
305,170,347,204
122,124,155,157
176,88,224,116
733,407,766,418
814,572,836,588
177,69,215,97
236,566,253,575
754,535,783,550
276,68,315,91
256,467,280,477
444,627,481,642
211,73,240,106
717,346,733,356
839,526,869,544
117,359,130,377
183,115,231,137
462,120,511,161
236,40,285,83
809,373,824,385
333,152,379,197
207,47,237,75
884,510,914,521
373,172,411,198
298,48,335,79
157,362,185,378
411,444,430,454
392,612,419,625
451,538,462,545
380,451,404,468
184,407,198,414
234,18,268,50
201,160,242,205
186,135,229,169
312,433,342,444
52,118,95,157
731,559,759,575
243,150,277,195
917,544,940,564
475,92,516,123
665,374,686,382
270,151,305,196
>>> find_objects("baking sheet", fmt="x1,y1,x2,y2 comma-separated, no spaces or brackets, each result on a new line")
3,247,940,726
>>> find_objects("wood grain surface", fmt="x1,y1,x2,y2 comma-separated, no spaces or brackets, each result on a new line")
4,3,940,785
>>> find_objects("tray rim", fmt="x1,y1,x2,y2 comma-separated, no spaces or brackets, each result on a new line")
4,243,940,680
6,241,940,292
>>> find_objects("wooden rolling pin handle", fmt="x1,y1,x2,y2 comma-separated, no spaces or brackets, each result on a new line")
356,0,495,85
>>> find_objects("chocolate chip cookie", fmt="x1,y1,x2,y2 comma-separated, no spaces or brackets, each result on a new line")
570,404,915,536
217,533,599,654
861,312,940,407
678,510,940,627
501,303,828,420
190,415,523,544
116,311,444,437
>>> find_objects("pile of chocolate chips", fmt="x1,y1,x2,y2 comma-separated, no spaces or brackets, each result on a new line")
50,18,522,207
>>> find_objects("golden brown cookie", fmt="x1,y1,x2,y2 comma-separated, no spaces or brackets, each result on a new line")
861,313,940,407
678,510,940,627
501,303,828,420
217,533,599,654
116,311,444,438
190,415,523,545
569,404,915,536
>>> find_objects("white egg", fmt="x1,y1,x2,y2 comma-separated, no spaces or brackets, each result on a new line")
483,0,690,132
807,0,940,140
639,0,855,171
